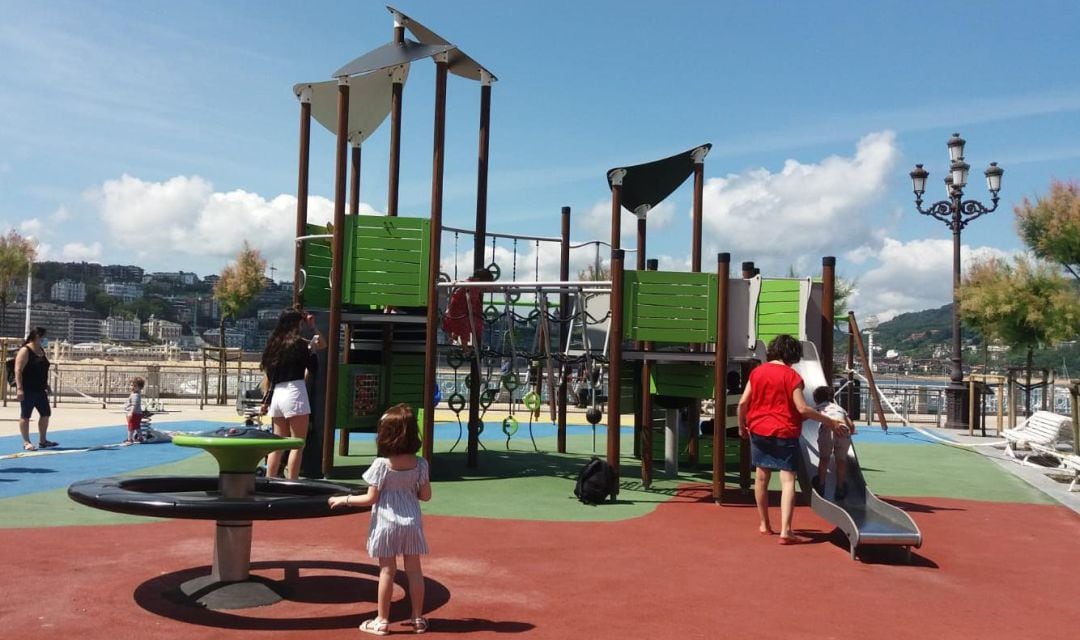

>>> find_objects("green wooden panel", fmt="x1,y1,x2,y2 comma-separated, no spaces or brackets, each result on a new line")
756,278,803,345
353,257,422,273
344,215,431,308
623,270,717,343
302,223,332,309
351,270,423,286
386,354,425,407
649,362,715,399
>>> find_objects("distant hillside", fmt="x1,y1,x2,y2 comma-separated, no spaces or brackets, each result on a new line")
851,304,1079,375
872,304,967,358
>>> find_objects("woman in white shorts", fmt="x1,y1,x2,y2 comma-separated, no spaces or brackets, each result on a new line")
260,307,325,479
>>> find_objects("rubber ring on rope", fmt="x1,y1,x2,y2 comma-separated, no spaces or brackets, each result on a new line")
586,407,603,425
486,262,501,280
480,388,498,409
501,371,520,391
528,308,541,323
507,291,520,304
522,391,541,412
447,393,466,414
438,271,451,283
446,349,465,369
484,305,501,323
502,415,519,437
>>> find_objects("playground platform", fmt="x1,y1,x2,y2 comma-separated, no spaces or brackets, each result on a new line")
2,403,1079,639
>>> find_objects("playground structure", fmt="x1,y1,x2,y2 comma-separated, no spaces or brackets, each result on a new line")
287,7,849,501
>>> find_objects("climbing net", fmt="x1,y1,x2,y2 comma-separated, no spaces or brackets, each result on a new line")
436,229,614,449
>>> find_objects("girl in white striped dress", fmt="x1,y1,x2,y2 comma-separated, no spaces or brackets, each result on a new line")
329,403,432,636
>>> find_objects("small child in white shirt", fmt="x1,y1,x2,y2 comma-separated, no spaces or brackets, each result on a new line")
124,377,145,443
812,386,856,500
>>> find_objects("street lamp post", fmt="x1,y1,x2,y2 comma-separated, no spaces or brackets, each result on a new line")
909,133,1003,429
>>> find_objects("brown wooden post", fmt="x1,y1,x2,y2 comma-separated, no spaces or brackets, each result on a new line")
467,73,493,468
687,147,708,465
422,54,449,462
387,24,405,218
557,206,571,453
292,86,313,308
640,258,658,488
739,261,755,492
632,208,647,461
607,249,625,486
713,252,730,502
608,169,625,252
821,256,836,384
323,77,350,475
849,312,889,431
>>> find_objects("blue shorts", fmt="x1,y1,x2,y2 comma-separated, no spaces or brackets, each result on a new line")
750,433,798,472
20,389,52,420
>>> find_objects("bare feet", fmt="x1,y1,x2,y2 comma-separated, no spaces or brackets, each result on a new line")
759,523,775,535
778,534,811,545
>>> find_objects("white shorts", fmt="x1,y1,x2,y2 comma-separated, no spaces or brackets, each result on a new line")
268,380,311,419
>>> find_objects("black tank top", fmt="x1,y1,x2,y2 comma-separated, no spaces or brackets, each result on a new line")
20,347,50,392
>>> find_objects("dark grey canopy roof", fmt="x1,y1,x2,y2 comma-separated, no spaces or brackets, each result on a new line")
387,5,497,82
333,39,452,78
607,144,713,212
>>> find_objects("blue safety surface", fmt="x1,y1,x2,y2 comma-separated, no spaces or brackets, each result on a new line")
845,425,953,446
0,421,229,499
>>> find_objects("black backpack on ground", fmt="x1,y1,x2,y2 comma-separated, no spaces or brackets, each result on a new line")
574,457,617,505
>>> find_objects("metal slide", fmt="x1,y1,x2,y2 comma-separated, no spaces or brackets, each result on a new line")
793,342,922,561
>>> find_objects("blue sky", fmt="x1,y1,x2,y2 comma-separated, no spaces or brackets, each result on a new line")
2,0,1079,320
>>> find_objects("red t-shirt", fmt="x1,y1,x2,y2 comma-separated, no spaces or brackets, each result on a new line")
746,362,805,439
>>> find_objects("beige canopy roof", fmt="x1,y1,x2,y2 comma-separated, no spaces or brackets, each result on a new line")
292,65,409,145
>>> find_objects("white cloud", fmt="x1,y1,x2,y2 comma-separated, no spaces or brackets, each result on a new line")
845,237,1013,321
59,241,102,262
20,218,42,235
701,131,898,271
578,199,677,245
87,174,381,275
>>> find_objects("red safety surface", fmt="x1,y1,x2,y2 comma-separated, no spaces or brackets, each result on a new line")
4,487,1079,639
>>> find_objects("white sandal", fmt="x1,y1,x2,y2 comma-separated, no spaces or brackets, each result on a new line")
359,618,389,636
411,617,429,634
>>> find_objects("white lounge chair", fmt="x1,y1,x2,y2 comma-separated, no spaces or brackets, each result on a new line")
1001,411,1074,464
1028,443,1080,492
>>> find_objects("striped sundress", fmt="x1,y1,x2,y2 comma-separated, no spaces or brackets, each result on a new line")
363,456,429,558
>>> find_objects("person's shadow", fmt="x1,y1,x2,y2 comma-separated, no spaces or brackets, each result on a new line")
134,558,535,633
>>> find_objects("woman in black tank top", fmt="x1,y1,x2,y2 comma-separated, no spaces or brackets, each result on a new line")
15,327,56,451
260,308,325,478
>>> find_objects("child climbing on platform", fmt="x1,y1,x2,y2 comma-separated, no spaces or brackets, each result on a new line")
328,403,432,635
441,267,494,352
124,377,145,444
812,386,856,500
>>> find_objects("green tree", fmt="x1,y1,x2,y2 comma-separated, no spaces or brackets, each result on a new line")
213,242,267,347
0,231,37,338
211,242,266,403
959,256,1080,411
1015,179,1080,281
